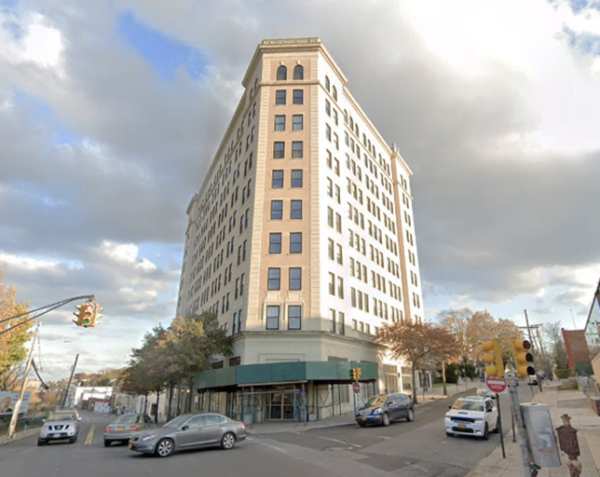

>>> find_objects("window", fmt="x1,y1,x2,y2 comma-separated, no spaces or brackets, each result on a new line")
277,65,287,81
269,233,282,254
292,141,303,158
273,142,285,159
268,268,281,290
328,239,334,260
266,305,280,330
272,170,283,188
325,99,331,116
290,200,302,219
290,232,302,253
335,213,341,232
339,311,345,335
337,276,344,298
289,268,301,290
326,124,331,141
329,309,336,333
276,90,286,105
271,200,283,220
332,85,337,101
292,114,303,131
274,115,285,131
293,65,304,80
293,89,303,105
325,75,330,92
240,273,245,295
328,273,335,295
288,305,301,330
336,244,343,265
291,169,303,188
327,207,334,227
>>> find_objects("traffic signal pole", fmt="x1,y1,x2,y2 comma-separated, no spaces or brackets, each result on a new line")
524,310,543,393
61,353,79,409
509,372,533,477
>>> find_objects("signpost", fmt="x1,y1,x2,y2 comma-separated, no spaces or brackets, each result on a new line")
486,375,508,394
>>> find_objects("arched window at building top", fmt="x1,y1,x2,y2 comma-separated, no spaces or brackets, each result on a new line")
277,65,287,81
332,85,337,101
293,65,304,80
325,75,331,92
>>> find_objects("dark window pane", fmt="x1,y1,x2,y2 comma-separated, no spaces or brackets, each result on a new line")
292,115,303,131
275,115,285,131
293,65,304,80
268,268,281,290
271,200,283,220
269,233,282,254
266,305,280,330
292,141,303,158
291,170,303,188
276,90,286,105
293,89,303,105
272,170,283,188
289,268,301,290
290,232,302,253
288,305,301,330
290,200,302,219
277,65,287,81
273,142,285,159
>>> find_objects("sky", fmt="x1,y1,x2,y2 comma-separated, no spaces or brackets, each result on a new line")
0,0,599,380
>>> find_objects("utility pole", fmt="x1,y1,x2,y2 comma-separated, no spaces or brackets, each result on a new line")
8,322,41,439
61,354,79,409
508,372,533,477
524,310,543,392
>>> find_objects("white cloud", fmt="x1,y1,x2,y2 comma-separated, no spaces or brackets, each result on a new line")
99,241,156,272
0,252,59,271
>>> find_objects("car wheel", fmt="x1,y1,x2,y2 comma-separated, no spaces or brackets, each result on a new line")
104,440,111,447
69,436,77,444
483,424,489,440
221,432,236,450
445,432,453,437
406,408,415,422
382,413,391,426
121,440,129,445
155,438,174,458
37,439,45,446
358,422,367,428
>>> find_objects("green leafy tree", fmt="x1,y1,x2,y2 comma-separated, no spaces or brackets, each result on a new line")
0,271,32,391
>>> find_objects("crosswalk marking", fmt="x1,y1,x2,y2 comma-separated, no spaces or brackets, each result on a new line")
85,425,94,445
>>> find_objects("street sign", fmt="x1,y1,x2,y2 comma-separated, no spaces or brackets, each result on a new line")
486,375,508,394
352,382,360,394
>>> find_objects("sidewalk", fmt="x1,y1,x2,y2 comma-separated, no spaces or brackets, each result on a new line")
0,427,40,446
246,382,476,435
467,381,600,477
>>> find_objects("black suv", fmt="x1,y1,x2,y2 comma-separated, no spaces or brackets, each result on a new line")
356,393,414,427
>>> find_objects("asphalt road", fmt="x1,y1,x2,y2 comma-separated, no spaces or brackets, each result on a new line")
0,385,538,477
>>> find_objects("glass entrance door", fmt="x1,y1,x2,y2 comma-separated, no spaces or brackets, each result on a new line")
267,390,296,420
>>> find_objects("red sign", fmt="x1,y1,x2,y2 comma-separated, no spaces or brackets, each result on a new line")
486,375,507,394
352,382,360,394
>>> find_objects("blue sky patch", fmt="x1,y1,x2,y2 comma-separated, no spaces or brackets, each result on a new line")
562,26,600,56
117,11,206,81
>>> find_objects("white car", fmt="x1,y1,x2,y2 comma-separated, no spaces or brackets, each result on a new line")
38,409,81,445
444,396,499,440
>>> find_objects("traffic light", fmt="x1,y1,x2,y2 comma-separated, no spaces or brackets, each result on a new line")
73,302,96,328
482,339,504,378
90,303,103,327
351,368,362,381
512,340,535,378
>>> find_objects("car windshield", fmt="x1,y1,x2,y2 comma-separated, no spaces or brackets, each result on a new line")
163,415,190,428
113,414,138,425
365,395,388,408
49,412,77,421
452,400,484,412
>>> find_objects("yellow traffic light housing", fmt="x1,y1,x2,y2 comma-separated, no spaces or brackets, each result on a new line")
73,301,99,328
512,340,535,378
351,368,362,381
482,339,504,378
356,368,361,380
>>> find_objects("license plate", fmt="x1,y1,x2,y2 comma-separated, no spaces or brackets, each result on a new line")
129,443,133,449
458,425,466,430
116,427,125,432
361,417,366,421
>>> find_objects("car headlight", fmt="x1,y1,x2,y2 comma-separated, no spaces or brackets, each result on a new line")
372,408,382,415
141,433,160,441
473,418,483,422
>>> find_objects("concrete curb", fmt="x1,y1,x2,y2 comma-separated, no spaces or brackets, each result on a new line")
0,428,40,446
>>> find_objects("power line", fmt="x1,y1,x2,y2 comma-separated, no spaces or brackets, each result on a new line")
31,359,49,390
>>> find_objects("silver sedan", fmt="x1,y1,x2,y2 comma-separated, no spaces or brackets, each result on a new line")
104,413,155,447
128,413,246,457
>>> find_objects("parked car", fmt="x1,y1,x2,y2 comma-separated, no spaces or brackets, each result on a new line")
104,413,155,447
445,395,499,440
128,413,246,458
38,409,81,446
356,392,414,427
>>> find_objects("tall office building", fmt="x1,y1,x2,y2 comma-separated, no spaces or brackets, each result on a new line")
177,38,424,421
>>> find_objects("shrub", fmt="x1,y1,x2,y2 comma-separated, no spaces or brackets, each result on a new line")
555,368,573,379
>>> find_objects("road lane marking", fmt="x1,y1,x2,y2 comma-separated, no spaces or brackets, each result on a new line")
317,436,363,448
85,425,95,445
